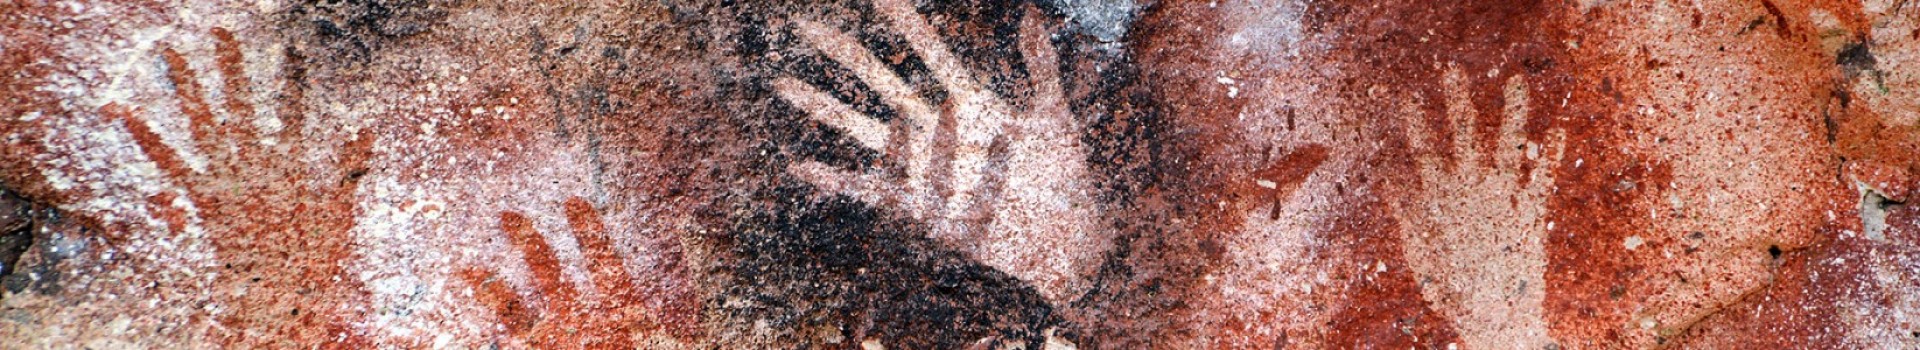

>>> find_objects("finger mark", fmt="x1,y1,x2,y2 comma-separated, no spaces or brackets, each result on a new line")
562,197,607,237
941,144,992,223
111,104,195,181
884,111,912,174
774,77,891,150
563,197,640,306
872,0,993,106
790,16,942,199
793,18,939,128
1398,99,1445,178
1017,7,1070,127
1396,92,1434,153
788,41,919,122
1499,74,1531,170
960,134,1012,234
278,46,308,137
789,161,893,206
212,27,257,139
929,99,960,204
499,211,579,308
457,268,539,334
1440,65,1478,166
902,106,941,216
161,47,219,154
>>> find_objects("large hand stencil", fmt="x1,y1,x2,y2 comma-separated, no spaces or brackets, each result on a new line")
777,0,1104,304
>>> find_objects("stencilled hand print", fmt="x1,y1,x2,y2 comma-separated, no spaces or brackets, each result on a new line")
110,27,377,346
458,197,695,349
1393,65,1567,349
776,0,1103,304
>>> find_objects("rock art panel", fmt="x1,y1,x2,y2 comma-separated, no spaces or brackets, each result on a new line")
2,0,1919,349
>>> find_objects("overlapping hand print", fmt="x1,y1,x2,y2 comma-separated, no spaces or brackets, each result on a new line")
112,27,376,346
775,0,1103,304
1393,65,1567,349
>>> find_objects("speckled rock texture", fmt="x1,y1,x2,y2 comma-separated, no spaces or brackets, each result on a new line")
2,0,1917,349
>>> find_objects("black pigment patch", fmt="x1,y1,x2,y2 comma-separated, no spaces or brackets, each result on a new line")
287,0,453,62
712,183,1057,348
0,193,83,297
1837,40,1886,92
0,187,32,284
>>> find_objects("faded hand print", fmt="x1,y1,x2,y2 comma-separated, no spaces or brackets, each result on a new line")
1393,65,1566,349
113,27,377,347
458,197,696,349
776,0,1103,304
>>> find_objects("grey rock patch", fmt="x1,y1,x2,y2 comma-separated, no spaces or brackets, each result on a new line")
1046,0,1138,43
1859,182,1901,241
